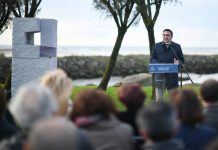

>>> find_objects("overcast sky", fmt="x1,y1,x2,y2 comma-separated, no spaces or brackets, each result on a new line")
0,0,218,47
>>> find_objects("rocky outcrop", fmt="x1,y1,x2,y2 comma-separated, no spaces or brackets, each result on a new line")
116,73,152,86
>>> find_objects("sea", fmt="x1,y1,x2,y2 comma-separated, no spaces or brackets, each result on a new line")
1,46,218,85
1,46,218,57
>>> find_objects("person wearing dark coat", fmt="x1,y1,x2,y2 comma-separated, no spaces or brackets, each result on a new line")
137,102,187,150
117,83,146,150
200,79,218,133
150,29,184,101
0,117,18,142
171,89,216,150
0,88,17,142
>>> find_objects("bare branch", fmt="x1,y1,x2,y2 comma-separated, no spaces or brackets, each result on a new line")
152,0,162,24
127,11,139,28
101,0,121,28
12,0,42,17
147,0,152,19
0,0,15,34
24,0,28,16
113,0,123,26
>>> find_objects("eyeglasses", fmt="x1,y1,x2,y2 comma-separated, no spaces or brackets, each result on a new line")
163,34,171,36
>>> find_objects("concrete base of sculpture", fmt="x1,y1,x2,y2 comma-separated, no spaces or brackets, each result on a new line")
12,57,57,96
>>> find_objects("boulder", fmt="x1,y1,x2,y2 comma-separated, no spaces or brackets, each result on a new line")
117,73,152,86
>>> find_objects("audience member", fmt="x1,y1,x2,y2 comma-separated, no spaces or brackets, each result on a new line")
206,137,218,150
0,88,17,142
137,102,184,150
0,84,58,150
137,102,186,150
171,89,216,150
200,79,218,132
70,89,134,150
23,117,93,150
117,83,146,149
40,69,73,116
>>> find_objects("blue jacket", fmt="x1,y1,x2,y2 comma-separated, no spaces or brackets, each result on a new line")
150,41,184,90
177,124,216,150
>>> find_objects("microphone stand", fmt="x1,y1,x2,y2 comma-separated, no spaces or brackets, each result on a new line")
169,45,194,86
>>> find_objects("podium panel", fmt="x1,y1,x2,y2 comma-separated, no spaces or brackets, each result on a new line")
149,64,178,73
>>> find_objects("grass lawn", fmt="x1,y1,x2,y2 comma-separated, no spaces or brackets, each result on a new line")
0,82,200,111
72,84,201,111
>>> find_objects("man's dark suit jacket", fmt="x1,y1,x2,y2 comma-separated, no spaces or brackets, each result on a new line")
150,41,184,90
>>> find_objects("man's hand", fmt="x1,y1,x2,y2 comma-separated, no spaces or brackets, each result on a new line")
174,58,179,64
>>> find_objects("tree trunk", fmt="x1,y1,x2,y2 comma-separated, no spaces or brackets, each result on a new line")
98,29,126,90
146,25,156,100
146,25,155,55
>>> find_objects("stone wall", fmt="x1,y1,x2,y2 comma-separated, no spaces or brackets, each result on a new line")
57,55,218,79
184,55,218,74
58,55,150,79
0,54,218,83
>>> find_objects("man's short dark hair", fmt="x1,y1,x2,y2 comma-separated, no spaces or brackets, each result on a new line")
201,79,218,103
163,29,173,37
137,102,178,142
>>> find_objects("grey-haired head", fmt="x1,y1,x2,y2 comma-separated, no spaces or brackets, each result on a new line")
9,84,58,129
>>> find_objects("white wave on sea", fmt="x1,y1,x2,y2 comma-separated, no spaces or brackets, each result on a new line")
57,46,218,57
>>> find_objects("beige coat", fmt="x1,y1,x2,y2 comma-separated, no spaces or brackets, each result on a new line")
83,115,134,150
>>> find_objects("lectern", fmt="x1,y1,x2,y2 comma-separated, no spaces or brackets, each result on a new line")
149,64,179,73
149,64,179,98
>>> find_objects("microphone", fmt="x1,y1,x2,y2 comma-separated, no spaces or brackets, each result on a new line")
164,42,171,45
168,45,181,64
169,45,194,84
164,42,171,49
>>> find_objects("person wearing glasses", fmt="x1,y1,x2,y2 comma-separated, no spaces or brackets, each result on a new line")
150,29,185,101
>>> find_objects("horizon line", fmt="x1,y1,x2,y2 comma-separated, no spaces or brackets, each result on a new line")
1,45,218,49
